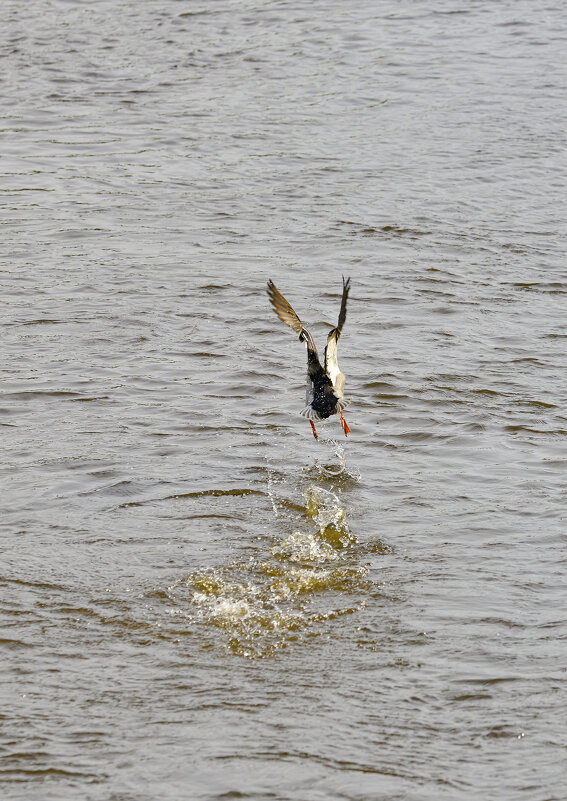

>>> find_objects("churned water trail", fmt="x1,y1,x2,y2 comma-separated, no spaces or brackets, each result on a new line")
166,445,368,658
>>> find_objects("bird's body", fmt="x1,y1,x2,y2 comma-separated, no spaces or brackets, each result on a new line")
267,277,351,439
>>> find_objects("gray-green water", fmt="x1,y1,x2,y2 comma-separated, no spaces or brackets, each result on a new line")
2,1,566,799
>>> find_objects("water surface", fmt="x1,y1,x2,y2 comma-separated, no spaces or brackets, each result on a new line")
2,1,566,799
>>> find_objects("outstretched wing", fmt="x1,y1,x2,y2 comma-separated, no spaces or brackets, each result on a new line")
336,275,350,336
267,280,304,337
325,276,351,395
267,279,327,398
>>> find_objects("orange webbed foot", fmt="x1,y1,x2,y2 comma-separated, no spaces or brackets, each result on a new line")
340,410,350,437
310,420,319,440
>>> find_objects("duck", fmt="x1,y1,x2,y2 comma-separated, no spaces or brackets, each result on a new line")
267,277,351,440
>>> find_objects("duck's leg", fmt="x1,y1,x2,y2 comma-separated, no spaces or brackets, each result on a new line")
310,420,319,440
340,410,350,436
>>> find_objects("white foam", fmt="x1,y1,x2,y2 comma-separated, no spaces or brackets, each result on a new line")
272,530,339,563
192,591,252,620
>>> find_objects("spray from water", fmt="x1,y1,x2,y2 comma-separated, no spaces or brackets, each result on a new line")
181,480,369,657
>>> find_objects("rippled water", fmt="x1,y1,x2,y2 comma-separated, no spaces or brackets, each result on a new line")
2,1,566,799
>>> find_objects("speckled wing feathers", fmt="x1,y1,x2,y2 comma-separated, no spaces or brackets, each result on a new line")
335,275,350,336
266,280,305,337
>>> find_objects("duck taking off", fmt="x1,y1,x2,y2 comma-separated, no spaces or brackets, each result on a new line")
267,277,351,440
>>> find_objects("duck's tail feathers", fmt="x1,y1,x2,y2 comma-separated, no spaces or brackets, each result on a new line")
300,398,350,420
299,406,322,421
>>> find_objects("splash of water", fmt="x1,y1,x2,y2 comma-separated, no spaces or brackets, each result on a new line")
304,485,357,548
309,441,362,483
272,530,340,563
177,483,367,657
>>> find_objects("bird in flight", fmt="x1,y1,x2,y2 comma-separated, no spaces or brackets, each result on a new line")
267,277,351,440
